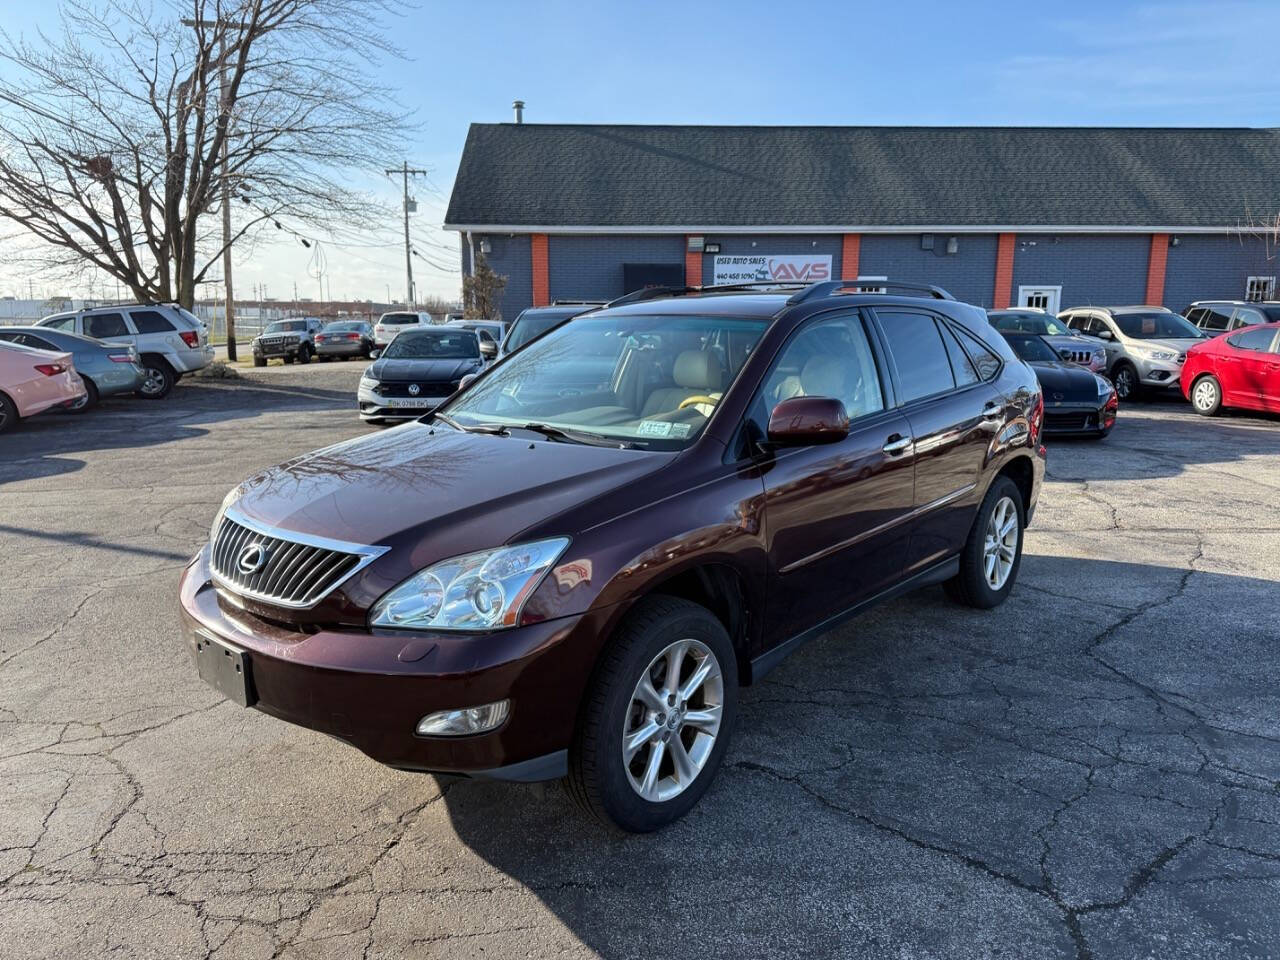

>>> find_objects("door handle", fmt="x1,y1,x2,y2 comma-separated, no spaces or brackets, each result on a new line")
980,401,1003,421
882,434,913,455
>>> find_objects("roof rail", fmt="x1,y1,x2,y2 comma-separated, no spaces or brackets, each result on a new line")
605,280,811,308
551,299,608,306
786,279,955,305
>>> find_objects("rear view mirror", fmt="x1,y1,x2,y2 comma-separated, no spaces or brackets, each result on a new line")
767,396,849,446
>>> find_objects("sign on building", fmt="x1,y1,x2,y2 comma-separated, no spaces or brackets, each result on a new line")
712,254,832,285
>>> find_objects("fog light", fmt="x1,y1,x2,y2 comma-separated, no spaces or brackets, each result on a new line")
415,700,509,737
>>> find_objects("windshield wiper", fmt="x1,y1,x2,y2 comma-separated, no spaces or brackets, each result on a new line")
515,422,637,449
427,411,507,435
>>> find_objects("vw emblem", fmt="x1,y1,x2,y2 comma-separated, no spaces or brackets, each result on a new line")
237,542,268,575
408,383,421,396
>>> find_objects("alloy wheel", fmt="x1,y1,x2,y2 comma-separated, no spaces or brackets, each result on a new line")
982,496,1019,590
1115,367,1135,399
1192,379,1218,411
140,366,166,396
622,638,723,803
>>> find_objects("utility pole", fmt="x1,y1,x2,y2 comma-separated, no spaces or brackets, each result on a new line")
183,16,248,361
386,161,427,306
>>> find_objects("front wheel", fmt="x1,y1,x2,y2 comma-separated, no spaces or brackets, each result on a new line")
1112,362,1141,402
945,476,1025,609
253,356,266,368
296,345,311,365
1190,375,1222,417
567,596,737,833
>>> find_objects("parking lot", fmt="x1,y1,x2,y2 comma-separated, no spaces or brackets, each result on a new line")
2,360,1278,959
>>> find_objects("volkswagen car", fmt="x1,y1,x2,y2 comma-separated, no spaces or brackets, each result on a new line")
181,279,1045,832
357,326,487,423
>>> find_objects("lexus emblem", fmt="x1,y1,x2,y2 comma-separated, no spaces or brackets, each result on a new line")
408,383,421,396
1052,392,1065,401
237,542,269,575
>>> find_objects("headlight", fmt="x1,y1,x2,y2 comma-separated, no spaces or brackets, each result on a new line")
1138,347,1178,362
359,375,378,389
369,537,569,631
209,487,240,546
1094,374,1113,397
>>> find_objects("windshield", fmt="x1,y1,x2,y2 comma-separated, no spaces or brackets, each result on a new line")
442,313,768,449
382,329,479,359
1114,312,1204,339
265,320,306,334
990,313,1072,336
506,311,576,352
1004,335,1060,363
380,313,419,325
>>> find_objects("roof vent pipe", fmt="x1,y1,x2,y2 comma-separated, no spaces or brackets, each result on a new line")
512,100,525,124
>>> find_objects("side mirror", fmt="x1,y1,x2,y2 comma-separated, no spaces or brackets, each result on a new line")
479,339,497,360
458,373,479,390
767,396,849,446
1095,328,1113,340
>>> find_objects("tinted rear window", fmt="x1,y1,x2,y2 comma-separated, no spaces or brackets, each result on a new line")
130,310,175,333
879,311,955,402
85,313,130,338
381,313,419,325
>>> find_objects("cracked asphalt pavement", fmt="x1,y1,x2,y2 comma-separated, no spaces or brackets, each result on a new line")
2,360,1278,959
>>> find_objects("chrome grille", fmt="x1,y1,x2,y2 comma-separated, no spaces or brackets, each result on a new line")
210,512,385,609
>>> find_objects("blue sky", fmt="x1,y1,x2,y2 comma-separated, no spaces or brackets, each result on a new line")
3,0,1278,301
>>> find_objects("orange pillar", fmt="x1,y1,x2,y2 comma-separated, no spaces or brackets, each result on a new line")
841,233,861,280
685,237,702,288
993,233,1016,309
531,233,549,306
1145,233,1169,306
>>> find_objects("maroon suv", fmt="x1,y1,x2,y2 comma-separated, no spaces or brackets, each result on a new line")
180,280,1046,832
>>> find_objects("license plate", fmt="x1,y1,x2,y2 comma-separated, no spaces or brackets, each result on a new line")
384,397,439,408
194,632,256,707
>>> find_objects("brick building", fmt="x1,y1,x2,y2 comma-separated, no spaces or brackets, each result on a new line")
444,124,1280,319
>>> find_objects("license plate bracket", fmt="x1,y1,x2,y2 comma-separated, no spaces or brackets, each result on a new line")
194,632,256,707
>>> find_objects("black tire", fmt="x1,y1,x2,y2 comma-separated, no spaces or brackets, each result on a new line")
0,392,16,434
944,475,1025,609
135,356,175,399
283,355,294,365
1111,361,1141,402
297,345,311,365
253,356,266,368
567,596,738,833
67,377,99,413
1189,374,1222,417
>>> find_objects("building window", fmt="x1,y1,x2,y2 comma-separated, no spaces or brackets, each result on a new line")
1245,276,1276,301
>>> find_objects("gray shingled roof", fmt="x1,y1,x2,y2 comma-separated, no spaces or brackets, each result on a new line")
444,124,1280,230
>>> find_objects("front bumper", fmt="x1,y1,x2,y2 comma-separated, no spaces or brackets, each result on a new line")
253,340,306,360
178,548,600,778
357,384,449,420
1134,356,1183,388
1043,399,1115,435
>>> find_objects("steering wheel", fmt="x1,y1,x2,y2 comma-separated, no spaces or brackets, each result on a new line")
677,395,719,410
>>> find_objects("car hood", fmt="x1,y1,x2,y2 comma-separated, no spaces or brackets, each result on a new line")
1043,333,1098,347
1030,361,1103,399
1126,337,1204,353
230,421,667,558
367,357,481,382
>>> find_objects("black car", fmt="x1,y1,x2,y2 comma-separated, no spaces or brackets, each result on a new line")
1001,332,1116,438
500,302,605,357
315,320,374,360
357,327,486,423
252,318,324,366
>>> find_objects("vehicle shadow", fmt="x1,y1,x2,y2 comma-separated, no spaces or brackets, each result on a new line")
433,555,1280,958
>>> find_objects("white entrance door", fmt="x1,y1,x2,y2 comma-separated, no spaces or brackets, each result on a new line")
1018,285,1062,314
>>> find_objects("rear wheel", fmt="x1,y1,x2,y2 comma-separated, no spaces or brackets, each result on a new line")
567,596,737,833
0,392,17,433
1190,375,1222,417
1112,362,1141,402
67,377,99,413
135,356,175,399
944,476,1025,609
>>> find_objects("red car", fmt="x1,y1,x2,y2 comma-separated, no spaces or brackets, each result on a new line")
1182,322,1280,416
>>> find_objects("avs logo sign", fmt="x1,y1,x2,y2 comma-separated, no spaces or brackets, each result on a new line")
712,254,832,285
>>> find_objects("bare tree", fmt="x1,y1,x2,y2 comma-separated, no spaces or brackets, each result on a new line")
463,253,507,321
0,0,409,309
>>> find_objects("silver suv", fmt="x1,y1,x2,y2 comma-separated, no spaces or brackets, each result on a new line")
38,303,213,398
1058,306,1207,400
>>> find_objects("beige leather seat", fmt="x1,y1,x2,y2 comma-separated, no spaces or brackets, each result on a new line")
641,350,725,418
